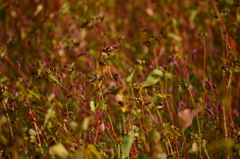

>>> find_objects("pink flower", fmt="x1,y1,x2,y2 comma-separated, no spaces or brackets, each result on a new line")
192,49,197,59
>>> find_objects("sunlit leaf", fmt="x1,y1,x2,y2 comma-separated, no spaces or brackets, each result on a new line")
45,101,62,121
96,101,108,109
90,100,95,112
143,69,163,87
87,144,103,159
27,89,41,101
168,32,182,42
189,10,198,22
231,67,240,72
81,117,91,131
155,93,171,98
121,106,127,113
47,93,55,102
126,69,136,82
121,132,134,159
49,143,69,158
47,75,60,84
45,106,56,119
34,4,43,16
154,105,163,110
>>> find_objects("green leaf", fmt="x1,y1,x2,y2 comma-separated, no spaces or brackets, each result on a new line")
90,100,95,112
138,154,148,159
27,89,41,101
47,75,60,84
94,144,105,148
147,128,160,143
166,132,181,137
207,139,235,151
34,4,43,16
189,10,198,22
87,144,103,159
234,143,240,150
96,101,108,109
143,69,163,87
0,134,8,145
155,93,171,98
164,72,176,79
121,132,134,159
231,67,240,72
0,73,8,83
81,117,91,131
126,69,136,82
168,32,182,42
189,73,194,81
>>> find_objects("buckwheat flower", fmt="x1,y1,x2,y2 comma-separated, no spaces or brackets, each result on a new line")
192,49,197,59
6,37,12,45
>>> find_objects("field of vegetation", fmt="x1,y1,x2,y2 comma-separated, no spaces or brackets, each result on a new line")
0,0,240,158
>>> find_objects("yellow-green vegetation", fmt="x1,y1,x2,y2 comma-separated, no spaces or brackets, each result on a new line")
0,0,240,158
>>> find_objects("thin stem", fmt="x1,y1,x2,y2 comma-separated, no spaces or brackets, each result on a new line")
139,87,145,114
201,36,207,131
70,74,76,95
220,73,230,159
161,129,174,155
5,56,28,80
153,47,158,69
108,61,117,87
28,109,42,146
182,130,190,159
189,88,204,156
105,130,118,153
202,37,207,93
203,143,210,159
2,100,14,141
222,108,228,139
220,74,229,140
145,89,163,123
105,110,117,138
138,118,149,153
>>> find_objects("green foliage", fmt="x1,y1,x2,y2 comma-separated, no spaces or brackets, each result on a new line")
0,0,239,158
27,89,41,101
143,69,163,87
121,133,134,159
